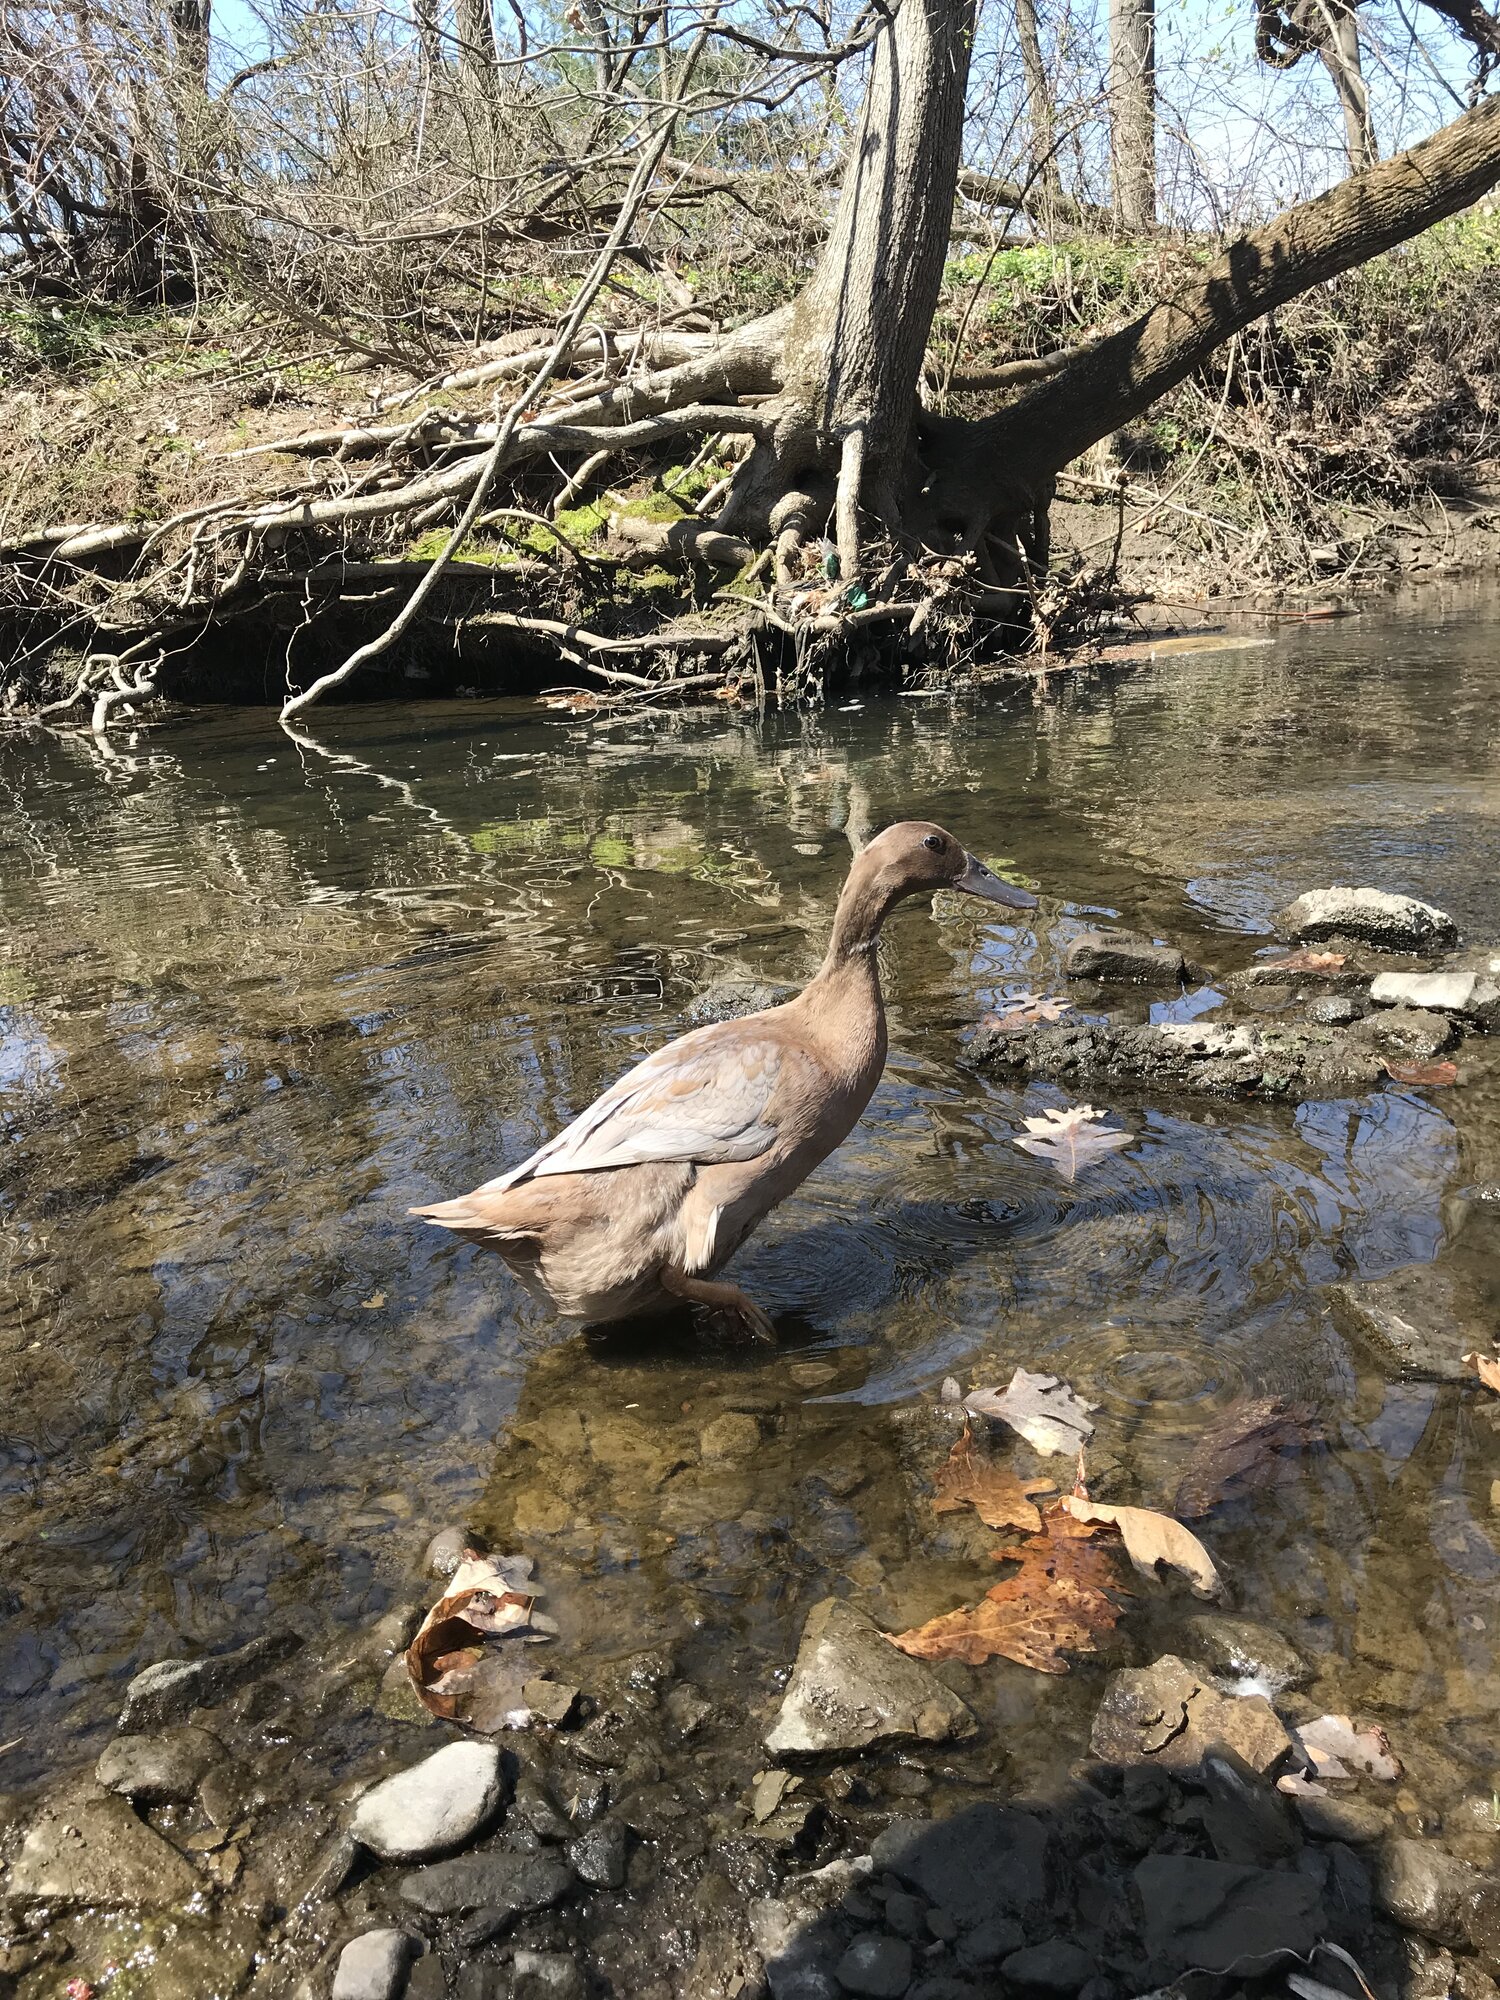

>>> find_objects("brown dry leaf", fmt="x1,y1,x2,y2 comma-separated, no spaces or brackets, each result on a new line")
1463,1351,1500,1394
1062,1496,1222,1598
963,1368,1098,1457
407,1552,547,1727
1261,950,1348,974
932,1435,1051,1532
888,1504,1129,1675
981,992,1072,1034
1173,1397,1324,1520
1014,1104,1134,1182
1384,1059,1458,1087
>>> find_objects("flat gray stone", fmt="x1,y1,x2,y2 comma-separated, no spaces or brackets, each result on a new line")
511,1951,587,2000
1090,1656,1293,1780
331,1930,419,2000
871,1806,1048,1928
118,1627,302,1730
1276,887,1458,954
7,1793,201,1906
764,1599,975,1758
1352,1004,1457,1060
1000,1941,1096,1994
686,977,795,1025
1064,929,1185,984
565,1818,626,1888
95,1725,221,1803
1370,969,1495,1016
836,1934,913,1997
1288,1790,1392,1845
1135,1853,1321,1974
398,1848,574,1918
350,1741,504,1862
1326,1263,1476,1382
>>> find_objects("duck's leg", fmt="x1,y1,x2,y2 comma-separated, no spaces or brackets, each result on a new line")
661,1266,778,1343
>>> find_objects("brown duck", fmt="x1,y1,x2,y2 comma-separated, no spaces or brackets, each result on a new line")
412,822,1036,1336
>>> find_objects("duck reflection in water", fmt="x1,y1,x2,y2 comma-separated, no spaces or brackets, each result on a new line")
412,823,1037,1339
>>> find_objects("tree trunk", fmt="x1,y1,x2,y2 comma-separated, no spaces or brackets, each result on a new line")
1108,0,1156,230
719,0,977,575
455,0,500,105
1015,0,1062,216
1317,0,1376,172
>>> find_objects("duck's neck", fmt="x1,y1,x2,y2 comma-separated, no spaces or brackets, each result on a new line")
814,863,892,984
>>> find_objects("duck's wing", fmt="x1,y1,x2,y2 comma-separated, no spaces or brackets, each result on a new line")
482,1027,797,1190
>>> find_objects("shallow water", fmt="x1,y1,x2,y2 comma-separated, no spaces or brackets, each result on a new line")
6,584,1500,1844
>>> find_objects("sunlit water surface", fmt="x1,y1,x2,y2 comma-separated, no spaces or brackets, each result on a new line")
6,585,1500,1828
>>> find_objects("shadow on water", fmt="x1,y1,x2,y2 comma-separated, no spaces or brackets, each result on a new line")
5,584,1500,1990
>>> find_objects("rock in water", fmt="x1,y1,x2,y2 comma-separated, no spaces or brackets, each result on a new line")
1375,1838,1500,1957
511,1952,587,2000
1063,929,1186,984
398,1850,575,1919
350,1741,505,1861
1001,1941,1096,1994
1180,1616,1311,1693
1370,968,1500,1018
96,1725,221,1803
836,1934,914,1997
8,1793,201,1906
1275,887,1458,953
1326,1264,1478,1383
872,1806,1048,1928
1090,1655,1293,1779
764,1599,976,1757
331,1930,419,2000
117,1627,303,1730
1135,1853,1321,1974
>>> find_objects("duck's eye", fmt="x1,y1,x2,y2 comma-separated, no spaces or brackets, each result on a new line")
923,834,944,853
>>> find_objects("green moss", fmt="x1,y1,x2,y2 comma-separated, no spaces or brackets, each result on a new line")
403,530,519,568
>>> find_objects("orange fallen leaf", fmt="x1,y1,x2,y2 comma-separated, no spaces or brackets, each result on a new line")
407,1552,548,1728
1463,1351,1500,1394
932,1435,1051,1532
980,992,1072,1033
1262,949,1347,973
888,1504,1129,1674
1384,1059,1458,1087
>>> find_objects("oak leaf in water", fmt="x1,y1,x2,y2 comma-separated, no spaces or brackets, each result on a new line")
889,1504,1129,1674
1463,1351,1500,1394
1292,1713,1402,1782
1013,1104,1134,1183
407,1552,554,1730
932,1434,1052,1532
1384,1059,1458,1087
1173,1396,1324,1520
1061,1496,1222,1598
963,1368,1098,1457
982,992,1072,1034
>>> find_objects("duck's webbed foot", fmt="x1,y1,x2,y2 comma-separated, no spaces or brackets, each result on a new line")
661,1267,778,1344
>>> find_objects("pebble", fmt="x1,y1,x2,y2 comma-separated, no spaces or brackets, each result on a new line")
423,1525,474,1577
765,1599,975,1757
524,1679,580,1726
663,1684,713,1737
96,1725,221,1803
331,1930,418,2000
511,1951,587,2000
350,1741,505,1862
399,1849,575,1918
835,1933,913,1997
1001,1941,1097,1994
789,1362,839,1389
699,1413,761,1462
883,1891,926,1937
566,1817,628,1888
1306,995,1361,1026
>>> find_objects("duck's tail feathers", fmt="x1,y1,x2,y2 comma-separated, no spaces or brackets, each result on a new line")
409,1194,535,1242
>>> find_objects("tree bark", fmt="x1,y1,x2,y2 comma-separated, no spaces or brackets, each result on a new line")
1015,0,1062,216
1108,0,1156,230
1317,0,1376,173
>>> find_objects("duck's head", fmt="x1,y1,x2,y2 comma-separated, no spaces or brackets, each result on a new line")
859,820,1039,912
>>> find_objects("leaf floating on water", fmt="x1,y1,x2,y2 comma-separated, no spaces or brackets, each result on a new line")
1463,1351,1500,1393
407,1552,551,1730
361,1290,386,1309
1061,1496,1222,1598
1384,1058,1458,1087
932,1435,1052,1532
964,1368,1098,1457
1013,1104,1134,1183
1261,950,1348,974
1292,1713,1402,1783
888,1504,1129,1674
981,991,1073,1034
1173,1396,1324,1520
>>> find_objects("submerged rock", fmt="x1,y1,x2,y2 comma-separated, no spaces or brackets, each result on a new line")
750,1854,874,2000
1180,1615,1311,1692
1288,1790,1392,1845
836,1933,913,1997
1063,929,1185,985
685,977,795,1025
96,1724,220,1803
511,1951,587,2000
1326,1263,1477,1382
398,1848,575,1918
963,1016,1387,1102
117,1627,303,1730
1135,1853,1321,1974
566,1817,627,1888
331,1929,419,2000
1376,1839,1500,1958
1090,1655,1293,1780
764,1599,976,1757
8,1792,201,1906
1275,887,1458,954
871,1806,1048,1928
350,1740,505,1861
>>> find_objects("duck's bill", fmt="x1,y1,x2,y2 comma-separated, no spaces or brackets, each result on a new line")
956,852,1038,910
